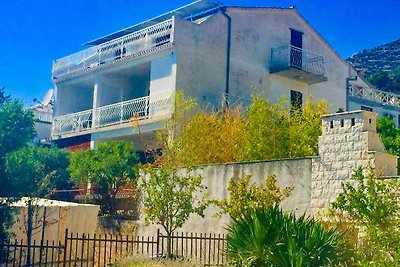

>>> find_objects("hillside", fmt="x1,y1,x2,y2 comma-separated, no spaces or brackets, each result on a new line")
347,39,400,79
347,39,400,93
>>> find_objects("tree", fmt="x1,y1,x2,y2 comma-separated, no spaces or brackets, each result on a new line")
5,145,71,266
211,175,292,219
69,141,139,215
243,96,327,161
376,115,400,172
177,108,245,165
140,164,207,257
227,206,349,267
243,97,289,161
0,89,35,255
331,167,400,265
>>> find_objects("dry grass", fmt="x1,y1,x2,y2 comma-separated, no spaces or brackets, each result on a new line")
114,256,203,267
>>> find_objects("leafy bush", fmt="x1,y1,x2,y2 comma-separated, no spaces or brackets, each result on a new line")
227,206,349,267
331,167,400,265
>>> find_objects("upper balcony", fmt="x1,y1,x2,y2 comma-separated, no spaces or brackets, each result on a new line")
52,94,172,138
269,45,327,84
52,19,174,81
348,84,400,108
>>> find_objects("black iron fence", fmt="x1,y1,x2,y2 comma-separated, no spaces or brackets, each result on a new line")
0,229,226,266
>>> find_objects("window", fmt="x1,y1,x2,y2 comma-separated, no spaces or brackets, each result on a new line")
330,121,334,129
361,106,373,112
351,118,355,126
340,119,344,127
290,90,303,110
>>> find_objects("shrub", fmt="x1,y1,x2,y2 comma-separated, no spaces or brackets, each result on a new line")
227,206,349,267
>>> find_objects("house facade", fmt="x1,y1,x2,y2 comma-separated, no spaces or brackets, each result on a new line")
51,0,369,151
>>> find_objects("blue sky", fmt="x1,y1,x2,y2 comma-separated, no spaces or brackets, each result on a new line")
0,0,399,105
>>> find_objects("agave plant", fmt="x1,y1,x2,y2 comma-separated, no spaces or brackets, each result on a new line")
226,206,349,267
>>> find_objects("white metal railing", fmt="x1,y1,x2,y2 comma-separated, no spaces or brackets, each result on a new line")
52,19,174,79
52,94,172,136
348,84,400,108
33,109,53,123
52,109,93,136
270,45,325,76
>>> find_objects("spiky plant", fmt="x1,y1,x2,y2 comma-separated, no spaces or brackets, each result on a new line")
226,206,350,267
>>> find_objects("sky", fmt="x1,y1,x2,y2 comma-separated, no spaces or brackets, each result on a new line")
0,0,399,106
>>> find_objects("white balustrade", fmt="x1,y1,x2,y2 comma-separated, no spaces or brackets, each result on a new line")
53,19,174,79
348,84,400,108
270,45,325,76
52,94,172,136
33,110,53,123
53,110,93,136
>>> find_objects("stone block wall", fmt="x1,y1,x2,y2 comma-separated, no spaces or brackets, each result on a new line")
310,110,397,215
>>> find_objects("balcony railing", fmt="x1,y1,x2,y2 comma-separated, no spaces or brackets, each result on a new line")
270,45,325,77
52,19,174,79
33,109,53,123
348,84,400,108
52,94,172,136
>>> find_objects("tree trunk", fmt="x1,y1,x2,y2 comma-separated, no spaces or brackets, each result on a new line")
166,232,172,259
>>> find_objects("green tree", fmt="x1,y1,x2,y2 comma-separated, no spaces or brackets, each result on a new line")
140,164,207,257
178,108,245,165
376,115,400,173
69,141,139,215
227,206,349,267
5,145,71,266
331,167,400,265
211,175,291,219
0,89,35,254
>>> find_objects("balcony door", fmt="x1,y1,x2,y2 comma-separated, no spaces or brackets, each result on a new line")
290,29,303,69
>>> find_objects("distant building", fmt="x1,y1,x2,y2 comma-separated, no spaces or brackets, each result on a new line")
50,0,397,151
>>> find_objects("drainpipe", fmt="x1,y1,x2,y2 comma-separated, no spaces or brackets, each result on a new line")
346,76,357,111
221,7,232,108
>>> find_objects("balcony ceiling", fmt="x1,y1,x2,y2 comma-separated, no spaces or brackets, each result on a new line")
85,0,221,46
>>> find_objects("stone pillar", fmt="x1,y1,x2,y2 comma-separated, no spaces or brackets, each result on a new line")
310,110,397,215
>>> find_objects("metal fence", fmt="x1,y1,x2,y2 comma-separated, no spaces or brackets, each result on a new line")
0,229,226,267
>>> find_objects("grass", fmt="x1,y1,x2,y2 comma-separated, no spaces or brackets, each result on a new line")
114,256,203,267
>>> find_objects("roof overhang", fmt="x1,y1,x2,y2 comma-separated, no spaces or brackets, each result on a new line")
84,0,222,46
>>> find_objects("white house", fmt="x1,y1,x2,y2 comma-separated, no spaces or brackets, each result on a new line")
51,0,379,152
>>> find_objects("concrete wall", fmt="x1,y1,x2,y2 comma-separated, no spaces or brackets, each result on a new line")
136,157,312,236
174,14,228,105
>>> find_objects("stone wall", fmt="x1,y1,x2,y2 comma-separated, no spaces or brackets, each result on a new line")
310,110,397,215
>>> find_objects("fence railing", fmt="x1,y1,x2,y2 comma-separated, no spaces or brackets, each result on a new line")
52,18,174,79
52,94,172,136
270,45,325,76
33,109,53,123
348,84,400,108
0,229,226,267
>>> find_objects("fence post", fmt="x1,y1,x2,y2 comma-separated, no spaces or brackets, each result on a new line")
63,229,68,267
156,229,160,257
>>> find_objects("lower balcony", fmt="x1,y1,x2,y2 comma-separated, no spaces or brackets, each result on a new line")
52,94,172,137
269,45,327,84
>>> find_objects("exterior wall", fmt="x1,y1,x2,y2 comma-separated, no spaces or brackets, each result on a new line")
136,157,312,236
349,96,400,127
174,14,228,105
225,8,349,112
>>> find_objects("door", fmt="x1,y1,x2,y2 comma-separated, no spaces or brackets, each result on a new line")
290,29,303,69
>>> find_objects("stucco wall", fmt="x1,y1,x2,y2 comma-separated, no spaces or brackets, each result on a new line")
136,157,312,236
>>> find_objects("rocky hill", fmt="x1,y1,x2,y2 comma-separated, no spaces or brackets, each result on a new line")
347,39,400,79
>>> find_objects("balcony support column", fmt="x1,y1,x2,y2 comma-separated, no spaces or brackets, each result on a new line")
92,76,101,128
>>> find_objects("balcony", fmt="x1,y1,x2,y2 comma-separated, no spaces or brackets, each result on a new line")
52,94,172,137
52,19,174,80
270,45,327,84
348,84,400,108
